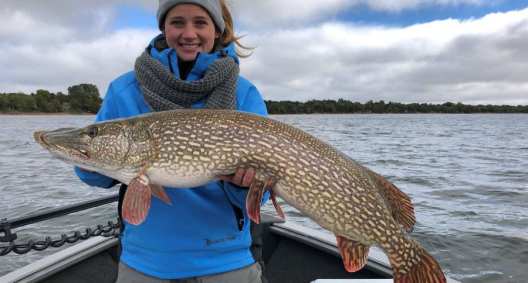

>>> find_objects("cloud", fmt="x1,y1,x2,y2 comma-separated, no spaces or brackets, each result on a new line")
0,5,156,94
0,0,117,38
229,0,490,29
364,0,486,12
0,1,526,106
1,28,156,94
239,8,528,105
0,0,157,37
229,0,350,29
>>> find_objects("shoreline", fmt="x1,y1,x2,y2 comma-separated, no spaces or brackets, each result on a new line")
1,112,526,116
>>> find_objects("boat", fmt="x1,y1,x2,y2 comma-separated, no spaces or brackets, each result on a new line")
0,195,459,283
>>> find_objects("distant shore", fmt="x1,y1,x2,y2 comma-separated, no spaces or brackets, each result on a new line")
1,111,527,116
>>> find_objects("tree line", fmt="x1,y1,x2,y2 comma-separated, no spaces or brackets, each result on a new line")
265,99,528,114
1,86,526,114
0,84,102,114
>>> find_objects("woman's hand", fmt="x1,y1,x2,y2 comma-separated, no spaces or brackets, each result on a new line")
218,168,256,188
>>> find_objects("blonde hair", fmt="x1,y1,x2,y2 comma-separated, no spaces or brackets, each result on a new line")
218,0,253,58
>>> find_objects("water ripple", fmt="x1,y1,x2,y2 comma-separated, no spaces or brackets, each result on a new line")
1,114,527,283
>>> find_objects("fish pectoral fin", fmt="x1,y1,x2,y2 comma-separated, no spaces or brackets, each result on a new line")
336,235,370,273
365,168,416,233
246,175,279,224
122,175,152,225
246,179,266,224
151,184,172,205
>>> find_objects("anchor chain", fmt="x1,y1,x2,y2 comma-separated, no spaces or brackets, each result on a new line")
0,220,120,256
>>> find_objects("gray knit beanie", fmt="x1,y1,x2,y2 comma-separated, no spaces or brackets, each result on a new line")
157,0,225,32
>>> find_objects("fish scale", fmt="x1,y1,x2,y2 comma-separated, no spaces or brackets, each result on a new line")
34,109,446,283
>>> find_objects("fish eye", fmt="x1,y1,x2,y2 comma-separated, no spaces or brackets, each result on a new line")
87,127,98,138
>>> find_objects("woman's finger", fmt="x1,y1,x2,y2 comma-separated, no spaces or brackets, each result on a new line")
231,168,245,185
241,168,256,187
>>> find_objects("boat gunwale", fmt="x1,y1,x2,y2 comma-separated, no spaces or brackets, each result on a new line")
0,220,460,283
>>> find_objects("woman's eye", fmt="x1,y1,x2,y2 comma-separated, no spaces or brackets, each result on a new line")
194,20,208,27
170,20,185,27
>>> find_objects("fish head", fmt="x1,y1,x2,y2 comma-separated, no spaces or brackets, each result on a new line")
33,119,155,174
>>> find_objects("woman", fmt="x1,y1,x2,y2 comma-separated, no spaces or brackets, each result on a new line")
75,0,267,282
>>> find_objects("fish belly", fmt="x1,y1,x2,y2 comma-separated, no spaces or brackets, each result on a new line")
147,167,216,188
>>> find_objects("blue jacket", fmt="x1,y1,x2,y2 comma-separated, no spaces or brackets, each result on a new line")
75,36,268,279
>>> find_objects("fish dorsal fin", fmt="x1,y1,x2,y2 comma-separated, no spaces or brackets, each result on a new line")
365,168,416,232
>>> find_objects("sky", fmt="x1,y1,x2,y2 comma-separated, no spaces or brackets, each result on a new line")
1,0,527,105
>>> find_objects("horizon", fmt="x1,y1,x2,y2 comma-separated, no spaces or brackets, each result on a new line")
3,88,527,107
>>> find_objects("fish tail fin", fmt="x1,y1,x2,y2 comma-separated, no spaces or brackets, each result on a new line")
390,240,446,283
336,235,370,272
122,176,152,225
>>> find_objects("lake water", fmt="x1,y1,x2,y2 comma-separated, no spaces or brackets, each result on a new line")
0,114,527,282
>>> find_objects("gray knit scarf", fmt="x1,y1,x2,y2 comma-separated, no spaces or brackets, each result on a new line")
134,43,239,111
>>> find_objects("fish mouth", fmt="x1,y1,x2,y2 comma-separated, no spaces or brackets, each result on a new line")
34,131,50,147
33,129,90,161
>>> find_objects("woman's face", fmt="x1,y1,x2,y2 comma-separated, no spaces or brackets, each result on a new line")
163,4,220,62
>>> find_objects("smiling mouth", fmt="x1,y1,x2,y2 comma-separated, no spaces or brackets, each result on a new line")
179,43,200,49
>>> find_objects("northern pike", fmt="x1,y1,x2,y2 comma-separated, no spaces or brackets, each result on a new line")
34,109,446,283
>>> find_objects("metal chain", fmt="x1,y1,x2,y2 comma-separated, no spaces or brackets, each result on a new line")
0,220,120,256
